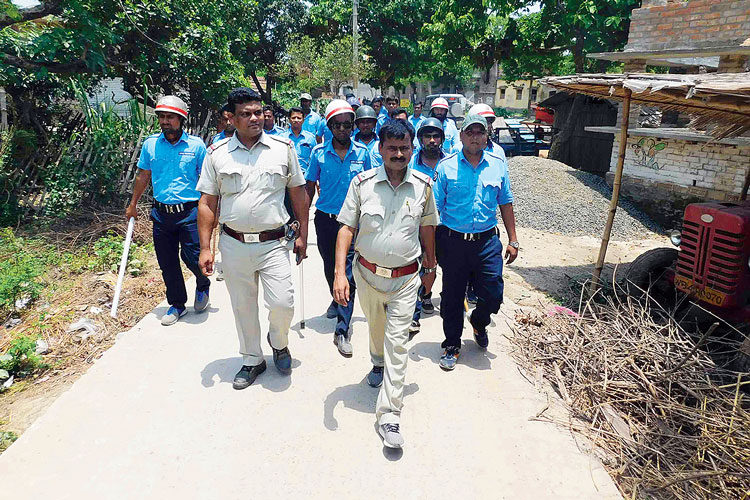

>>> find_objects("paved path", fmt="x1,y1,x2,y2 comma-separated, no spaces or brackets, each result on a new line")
0,223,621,499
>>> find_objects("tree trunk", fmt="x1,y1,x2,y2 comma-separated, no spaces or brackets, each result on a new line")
574,27,585,73
250,72,272,104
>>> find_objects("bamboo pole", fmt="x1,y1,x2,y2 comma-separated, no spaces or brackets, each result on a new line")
590,88,632,296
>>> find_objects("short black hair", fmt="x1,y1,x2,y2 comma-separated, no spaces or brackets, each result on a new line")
262,104,274,113
379,119,415,144
414,101,423,107
391,107,408,118
221,103,231,113
385,96,399,104
227,88,262,113
289,106,304,117
362,98,372,106
372,96,383,104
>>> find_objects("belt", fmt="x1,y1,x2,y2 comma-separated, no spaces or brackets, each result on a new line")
441,226,498,242
222,224,285,244
153,200,198,214
358,256,418,279
316,210,338,219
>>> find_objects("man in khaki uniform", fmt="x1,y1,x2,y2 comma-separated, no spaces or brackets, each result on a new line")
334,120,438,448
197,87,309,390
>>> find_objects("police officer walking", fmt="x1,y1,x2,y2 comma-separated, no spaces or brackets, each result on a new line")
353,105,378,153
305,99,374,357
334,120,438,448
196,88,309,389
434,112,519,371
300,92,324,143
126,96,211,326
408,117,445,334
408,101,425,132
209,103,235,146
262,105,286,135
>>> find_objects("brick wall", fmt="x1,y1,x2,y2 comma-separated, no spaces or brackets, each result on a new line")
606,134,750,226
627,0,750,52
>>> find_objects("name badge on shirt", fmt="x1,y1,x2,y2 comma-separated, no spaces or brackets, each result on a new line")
350,160,364,166
179,152,196,157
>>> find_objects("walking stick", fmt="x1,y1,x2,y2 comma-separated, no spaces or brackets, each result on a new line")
110,217,135,318
299,257,306,329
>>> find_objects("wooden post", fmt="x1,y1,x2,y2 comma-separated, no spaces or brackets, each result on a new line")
589,88,632,296
741,163,750,201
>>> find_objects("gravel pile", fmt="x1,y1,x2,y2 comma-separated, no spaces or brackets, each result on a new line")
506,156,663,240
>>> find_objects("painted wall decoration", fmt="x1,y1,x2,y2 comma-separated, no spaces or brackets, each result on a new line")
632,138,667,170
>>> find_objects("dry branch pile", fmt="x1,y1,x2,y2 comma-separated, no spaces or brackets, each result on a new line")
511,298,750,499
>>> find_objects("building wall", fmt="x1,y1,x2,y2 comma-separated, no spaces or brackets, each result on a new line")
627,0,750,52
495,80,555,111
607,134,750,225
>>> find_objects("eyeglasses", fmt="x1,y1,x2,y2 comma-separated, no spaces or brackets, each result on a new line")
331,122,353,130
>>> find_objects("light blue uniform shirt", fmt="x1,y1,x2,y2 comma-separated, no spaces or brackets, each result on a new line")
208,130,226,145
305,140,374,215
434,150,514,234
264,125,286,135
137,131,207,204
283,129,317,174
318,120,333,143
409,149,444,181
409,114,425,132
441,118,460,155
303,110,323,137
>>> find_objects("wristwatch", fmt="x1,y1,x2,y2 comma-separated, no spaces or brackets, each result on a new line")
508,241,520,249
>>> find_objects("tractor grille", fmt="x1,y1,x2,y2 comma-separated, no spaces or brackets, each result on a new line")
677,220,743,294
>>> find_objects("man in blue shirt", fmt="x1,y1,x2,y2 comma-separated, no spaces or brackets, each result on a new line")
408,101,425,133
429,97,460,155
126,95,211,326
283,106,317,174
376,95,399,134
305,99,373,357
208,103,235,146
433,113,519,370
353,105,378,153
407,117,445,335
300,92,323,143
262,105,286,135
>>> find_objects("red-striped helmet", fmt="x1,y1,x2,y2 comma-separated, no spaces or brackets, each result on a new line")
155,96,189,119
324,99,355,123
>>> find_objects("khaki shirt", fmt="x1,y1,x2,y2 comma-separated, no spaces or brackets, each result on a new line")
197,132,305,233
338,166,438,268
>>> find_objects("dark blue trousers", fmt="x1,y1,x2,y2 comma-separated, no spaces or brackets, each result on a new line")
436,226,504,349
314,210,356,336
412,275,432,322
151,206,210,309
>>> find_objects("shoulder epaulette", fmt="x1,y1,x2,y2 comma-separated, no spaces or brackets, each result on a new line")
267,134,293,146
354,168,378,185
208,137,230,153
411,168,433,186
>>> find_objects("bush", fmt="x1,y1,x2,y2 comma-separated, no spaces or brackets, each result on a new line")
89,230,144,275
0,334,46,378
0,228,44,315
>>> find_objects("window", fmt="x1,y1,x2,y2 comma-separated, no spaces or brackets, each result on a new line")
531,88,538,101
499,87,506,99
516,88,523,100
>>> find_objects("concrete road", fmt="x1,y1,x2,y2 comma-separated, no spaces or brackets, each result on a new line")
0,222,621,500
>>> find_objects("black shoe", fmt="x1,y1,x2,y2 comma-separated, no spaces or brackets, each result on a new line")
466,287,478,305
267,334,292,374
367,366,384,388
232,361,267,390
421,296,435,315
469,313,489,349
326,301,337,319
409,320,420,341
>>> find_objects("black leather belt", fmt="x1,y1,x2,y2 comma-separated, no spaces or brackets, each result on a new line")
153,200,198,214
223,224,285,244
440,226,498,242
316,210,338,219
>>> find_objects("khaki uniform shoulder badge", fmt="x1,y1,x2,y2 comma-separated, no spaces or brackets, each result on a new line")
267,134,293,147
208,137,230,153
411,169,433,186
354,169,378,185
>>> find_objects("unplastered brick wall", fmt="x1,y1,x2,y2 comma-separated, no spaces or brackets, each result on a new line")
627,0,750,52
606,135,749,225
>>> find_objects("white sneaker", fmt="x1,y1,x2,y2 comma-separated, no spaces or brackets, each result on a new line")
379,423,404,448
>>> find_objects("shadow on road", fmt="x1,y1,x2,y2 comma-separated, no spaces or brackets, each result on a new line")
200,356,301,392
409,341,496,370
323,379,419,431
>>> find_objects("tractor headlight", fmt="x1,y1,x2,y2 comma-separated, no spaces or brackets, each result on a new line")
668,230,682,247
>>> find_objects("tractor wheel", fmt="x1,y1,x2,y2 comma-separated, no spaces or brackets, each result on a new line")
618,248,679,302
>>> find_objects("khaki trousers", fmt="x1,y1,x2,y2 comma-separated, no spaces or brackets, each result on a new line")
353,259,420,425
219,233,294,366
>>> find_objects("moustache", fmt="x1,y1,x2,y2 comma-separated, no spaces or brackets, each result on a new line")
389,157,406,163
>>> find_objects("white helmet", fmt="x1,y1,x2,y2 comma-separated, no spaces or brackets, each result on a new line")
155,95,189,120
324,99,355,123
430,97,450,112
469,103,496,119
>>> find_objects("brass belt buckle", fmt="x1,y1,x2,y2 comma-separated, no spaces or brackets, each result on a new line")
374,265,393,278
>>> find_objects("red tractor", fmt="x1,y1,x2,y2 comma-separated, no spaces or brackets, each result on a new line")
622,199,750,323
